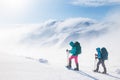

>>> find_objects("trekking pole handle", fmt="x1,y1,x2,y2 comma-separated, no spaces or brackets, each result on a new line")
66,49,69,65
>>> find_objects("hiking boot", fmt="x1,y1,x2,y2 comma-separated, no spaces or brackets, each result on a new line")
66,65,71,69
66,60,71,69
102,71,106,74
94,69,98,72
74,63,79,71
74,68,79,71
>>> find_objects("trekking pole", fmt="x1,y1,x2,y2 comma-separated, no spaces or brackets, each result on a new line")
66,49,69,66
94,54,97,70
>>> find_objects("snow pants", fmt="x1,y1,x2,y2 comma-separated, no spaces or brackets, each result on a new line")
69,55,78,64
96,59,106,72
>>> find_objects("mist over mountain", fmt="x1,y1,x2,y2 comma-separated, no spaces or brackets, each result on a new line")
22,17,112,47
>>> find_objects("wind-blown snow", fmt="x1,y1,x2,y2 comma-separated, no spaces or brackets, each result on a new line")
0,11,120,80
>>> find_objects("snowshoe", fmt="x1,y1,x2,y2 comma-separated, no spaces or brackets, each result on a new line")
66,65,71,69
102,71,107,74
93,70,98,72
74,68,79,71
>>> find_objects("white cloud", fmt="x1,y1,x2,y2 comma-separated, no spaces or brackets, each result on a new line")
71,0,120,7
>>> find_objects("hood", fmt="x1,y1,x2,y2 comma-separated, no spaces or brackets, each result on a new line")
96,47,100,52
69,41,74,47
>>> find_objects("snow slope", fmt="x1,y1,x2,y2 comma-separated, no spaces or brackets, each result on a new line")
0,52,120,80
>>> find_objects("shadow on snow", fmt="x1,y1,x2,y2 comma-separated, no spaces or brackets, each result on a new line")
105,74,120,80
76,70,99,80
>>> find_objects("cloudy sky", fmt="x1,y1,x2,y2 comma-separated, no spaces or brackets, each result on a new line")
0,0,120,24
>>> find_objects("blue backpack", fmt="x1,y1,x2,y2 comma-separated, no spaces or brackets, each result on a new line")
101,47,108,60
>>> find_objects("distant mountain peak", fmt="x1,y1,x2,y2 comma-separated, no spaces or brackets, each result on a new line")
22,17,110,47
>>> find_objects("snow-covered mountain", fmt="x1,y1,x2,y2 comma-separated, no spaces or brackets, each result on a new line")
22,17,113,47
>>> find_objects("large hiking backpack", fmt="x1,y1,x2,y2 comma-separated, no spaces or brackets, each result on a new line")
101,47,108,60
75,42,81,55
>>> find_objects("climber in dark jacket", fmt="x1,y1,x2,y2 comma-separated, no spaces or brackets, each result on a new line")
94,47,108,74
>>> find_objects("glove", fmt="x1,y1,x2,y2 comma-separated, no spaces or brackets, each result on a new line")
66,49,69,52
95,54,98,59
